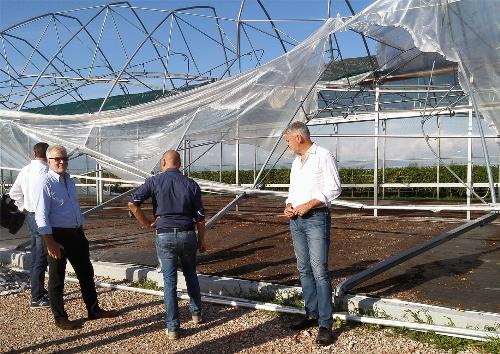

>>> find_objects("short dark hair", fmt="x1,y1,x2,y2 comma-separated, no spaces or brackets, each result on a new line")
33,142,49,158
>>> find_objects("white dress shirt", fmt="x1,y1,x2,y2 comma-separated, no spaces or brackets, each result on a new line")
286,143,341,208
9,160,49,212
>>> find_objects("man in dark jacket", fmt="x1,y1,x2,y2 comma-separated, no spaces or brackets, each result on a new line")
128,150,206,340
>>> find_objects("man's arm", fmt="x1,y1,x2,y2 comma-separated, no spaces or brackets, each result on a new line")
128,202,155,228
9,170,25,211
34,179,64,259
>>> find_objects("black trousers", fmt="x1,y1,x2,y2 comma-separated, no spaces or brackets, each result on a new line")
46,227,98,319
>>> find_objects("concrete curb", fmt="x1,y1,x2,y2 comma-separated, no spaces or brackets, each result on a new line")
2,248,499,334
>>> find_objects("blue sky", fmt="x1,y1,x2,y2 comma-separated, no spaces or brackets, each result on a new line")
2,1,496,171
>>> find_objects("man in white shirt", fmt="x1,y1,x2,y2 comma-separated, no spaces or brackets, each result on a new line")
283,121,341,346
9,142,50,309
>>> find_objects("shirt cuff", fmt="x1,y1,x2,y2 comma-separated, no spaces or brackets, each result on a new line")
195,209,205,222
311,192,328,206
38,226,53,235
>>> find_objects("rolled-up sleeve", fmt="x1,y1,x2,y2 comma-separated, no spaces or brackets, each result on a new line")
192,183,205,222
129,178,152,205
311,153,342,206
35,178,52,235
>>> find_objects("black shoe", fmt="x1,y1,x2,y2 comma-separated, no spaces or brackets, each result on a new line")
290,316,318,330
88,308,120,320
30,296,50,309
316,327,334,346
55,317,83,330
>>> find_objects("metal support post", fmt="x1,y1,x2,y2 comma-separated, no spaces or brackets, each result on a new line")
188,140,191,177
235,123,240,212
373,85,380,217
96,127,103,205
219,140,223,183
253,144,257,184
466,101,473,220
382,120,386,200
183,139,187,175
437,116,441,200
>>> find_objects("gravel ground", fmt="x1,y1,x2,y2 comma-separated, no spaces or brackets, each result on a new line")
0,269,481,354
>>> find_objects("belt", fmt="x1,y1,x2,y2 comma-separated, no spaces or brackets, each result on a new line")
157,225,195,234
310,207,328,213
52,226,82,231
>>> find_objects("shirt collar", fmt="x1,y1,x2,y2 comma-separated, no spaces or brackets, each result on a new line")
30,159,47,167
48,168,69,182
305,143,318,155
166,168,181,173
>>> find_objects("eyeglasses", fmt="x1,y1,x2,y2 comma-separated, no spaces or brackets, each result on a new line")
48,157,69,162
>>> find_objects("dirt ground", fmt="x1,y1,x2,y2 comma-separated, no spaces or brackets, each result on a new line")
82,195,500,313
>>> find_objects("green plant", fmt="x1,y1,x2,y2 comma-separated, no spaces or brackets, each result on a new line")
131,278,163,291
390,328,500,354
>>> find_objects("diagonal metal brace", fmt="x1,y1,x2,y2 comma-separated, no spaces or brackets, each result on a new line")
334,212,498,308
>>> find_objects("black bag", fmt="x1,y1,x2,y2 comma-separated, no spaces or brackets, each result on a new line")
0,194,26,234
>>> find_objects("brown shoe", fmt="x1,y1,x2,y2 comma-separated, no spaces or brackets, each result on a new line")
88,308,120,320
55,317,83,330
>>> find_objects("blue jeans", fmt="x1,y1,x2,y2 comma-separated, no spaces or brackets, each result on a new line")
156,230,202,331
290,207,332,328
26,212,48,302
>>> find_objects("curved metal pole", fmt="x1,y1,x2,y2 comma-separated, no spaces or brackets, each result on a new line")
256,0,287,53
16,5,112,110
2,33,91,111
173,15,201,75
344,0,375,71
236,0,245,74
121,2,176,90
97,6,207,112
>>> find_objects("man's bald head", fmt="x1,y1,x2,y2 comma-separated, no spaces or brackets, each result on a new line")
161,150,181,171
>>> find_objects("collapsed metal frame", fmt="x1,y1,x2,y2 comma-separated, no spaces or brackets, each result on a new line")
1,0,499,338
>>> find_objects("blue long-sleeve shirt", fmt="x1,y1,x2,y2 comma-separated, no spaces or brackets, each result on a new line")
130,168,205,229
35,169,83,235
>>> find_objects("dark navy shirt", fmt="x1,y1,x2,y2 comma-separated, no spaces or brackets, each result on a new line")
130,168,205,229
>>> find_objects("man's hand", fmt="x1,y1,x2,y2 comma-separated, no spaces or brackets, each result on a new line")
43,235,64,259
128,202,155,229
292,199,324,217
292,202,312,217
150,216,160,229
284,203,295,218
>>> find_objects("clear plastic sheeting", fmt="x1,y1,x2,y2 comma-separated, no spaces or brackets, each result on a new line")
347,0,500,135
1,0,499,191
0,18,343,179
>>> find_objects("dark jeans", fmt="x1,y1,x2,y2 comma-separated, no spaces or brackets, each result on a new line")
156,230,201,331
46,227,98,319
290,207,333,329
26,212,48,302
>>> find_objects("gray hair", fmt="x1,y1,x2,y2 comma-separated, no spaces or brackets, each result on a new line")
46,145,67,158
285,121,310,140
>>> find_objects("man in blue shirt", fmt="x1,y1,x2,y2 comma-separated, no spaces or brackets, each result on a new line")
35,145,119,330
128,150,206,340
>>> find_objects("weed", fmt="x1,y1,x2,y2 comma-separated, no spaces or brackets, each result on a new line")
273,290,304,308
403,309,434,325
131,278,163,291
389,327,500,354
444,316,456,327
